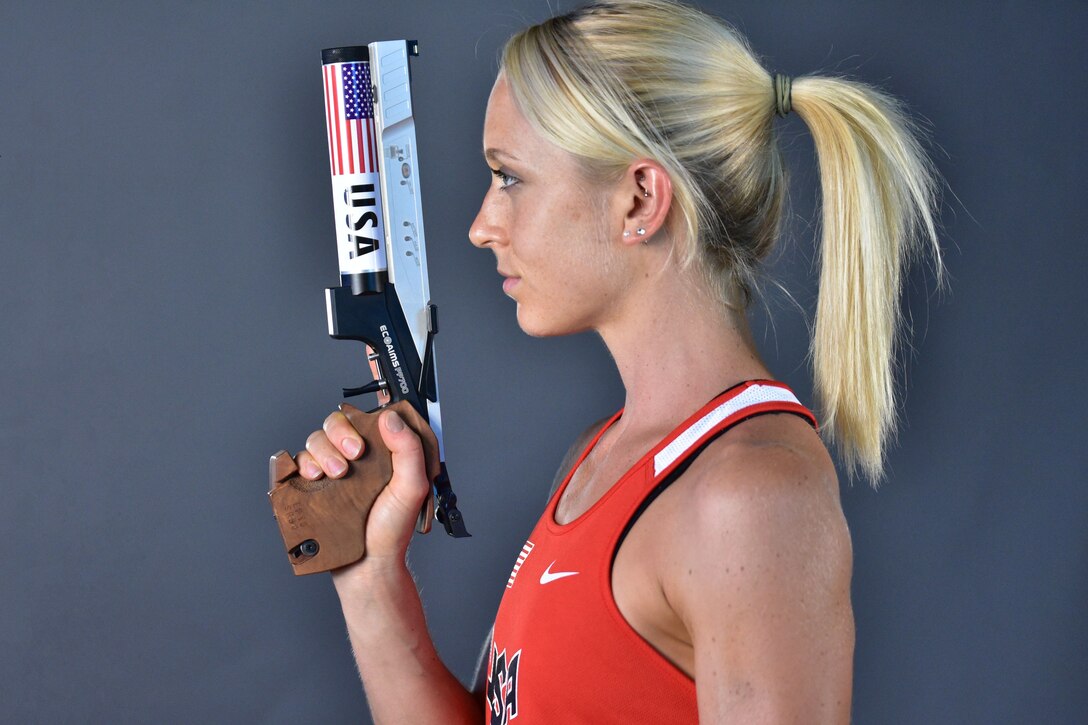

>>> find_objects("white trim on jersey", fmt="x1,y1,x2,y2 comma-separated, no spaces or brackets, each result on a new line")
653,384,802,477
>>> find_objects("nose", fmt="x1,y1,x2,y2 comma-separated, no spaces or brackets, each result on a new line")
468,188,506,249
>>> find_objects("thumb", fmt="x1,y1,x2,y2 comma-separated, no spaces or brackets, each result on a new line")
364,409,431,557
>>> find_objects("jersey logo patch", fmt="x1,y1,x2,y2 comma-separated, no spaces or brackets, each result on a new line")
486,642,521,724
539,561,579,584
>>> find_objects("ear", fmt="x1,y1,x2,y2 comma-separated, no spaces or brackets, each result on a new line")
612,159,673,247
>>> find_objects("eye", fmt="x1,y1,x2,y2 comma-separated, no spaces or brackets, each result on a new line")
490,167,520,190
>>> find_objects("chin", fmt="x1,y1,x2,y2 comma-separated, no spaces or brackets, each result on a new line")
515,303,590,338
514,305,556,338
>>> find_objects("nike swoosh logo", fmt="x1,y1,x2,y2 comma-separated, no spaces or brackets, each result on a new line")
539,561,579,585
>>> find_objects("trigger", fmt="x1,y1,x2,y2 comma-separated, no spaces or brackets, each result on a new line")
343,379,388,398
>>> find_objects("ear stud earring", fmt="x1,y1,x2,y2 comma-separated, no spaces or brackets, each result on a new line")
623,230,631,238
636,228,646,236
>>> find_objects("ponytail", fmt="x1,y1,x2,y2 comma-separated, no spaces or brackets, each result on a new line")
791,76,943,480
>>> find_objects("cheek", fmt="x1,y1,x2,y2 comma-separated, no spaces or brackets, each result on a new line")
510,188,614,287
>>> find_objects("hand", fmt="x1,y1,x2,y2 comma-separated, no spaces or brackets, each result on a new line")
293,406,432,571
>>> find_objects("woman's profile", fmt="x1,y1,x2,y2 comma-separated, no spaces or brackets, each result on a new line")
290,1,941,721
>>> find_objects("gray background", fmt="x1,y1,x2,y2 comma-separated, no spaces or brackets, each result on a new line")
2,0,1085,722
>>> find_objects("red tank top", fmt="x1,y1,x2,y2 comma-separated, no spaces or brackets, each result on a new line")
485,380,817,724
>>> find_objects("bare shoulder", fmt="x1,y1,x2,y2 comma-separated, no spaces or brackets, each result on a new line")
660,413,853,608
662,413,849,574
650,413,854,720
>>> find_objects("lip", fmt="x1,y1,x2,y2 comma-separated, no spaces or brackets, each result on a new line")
502,276,521,295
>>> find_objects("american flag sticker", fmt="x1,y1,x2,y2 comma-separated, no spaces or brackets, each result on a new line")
507,541,535,589
324,61,378,176
322,59,386,276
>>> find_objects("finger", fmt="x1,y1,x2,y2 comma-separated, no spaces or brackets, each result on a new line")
365,410,431,547
304,429,349,479
322,410,366,460
379,410,430,504
294,450,325,480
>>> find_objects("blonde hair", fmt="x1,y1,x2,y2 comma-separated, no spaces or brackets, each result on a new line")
501,0,942,481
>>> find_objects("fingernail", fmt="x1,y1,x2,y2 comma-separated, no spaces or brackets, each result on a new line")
327,458,347,477
304,461,322,479
385,410,404,432
342,437,361,458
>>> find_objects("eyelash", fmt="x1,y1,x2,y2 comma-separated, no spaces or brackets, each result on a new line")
490,168,519,190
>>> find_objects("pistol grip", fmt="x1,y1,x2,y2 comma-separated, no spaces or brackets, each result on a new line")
268,399,441,575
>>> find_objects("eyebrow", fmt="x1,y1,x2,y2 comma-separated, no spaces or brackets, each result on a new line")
483,147,519,164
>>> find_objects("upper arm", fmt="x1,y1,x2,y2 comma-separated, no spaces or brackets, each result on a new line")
471,625,492,700
663,444,854,723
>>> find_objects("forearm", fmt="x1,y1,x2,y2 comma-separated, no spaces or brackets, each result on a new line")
334,562,480,725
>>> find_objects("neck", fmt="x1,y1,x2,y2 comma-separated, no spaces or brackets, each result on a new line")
596,262,770,434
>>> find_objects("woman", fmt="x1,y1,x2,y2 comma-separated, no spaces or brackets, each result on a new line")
292,0,940,721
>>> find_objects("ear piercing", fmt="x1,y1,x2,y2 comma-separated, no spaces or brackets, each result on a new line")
623,228,648,240
637,228,646,236
623,230,631,238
